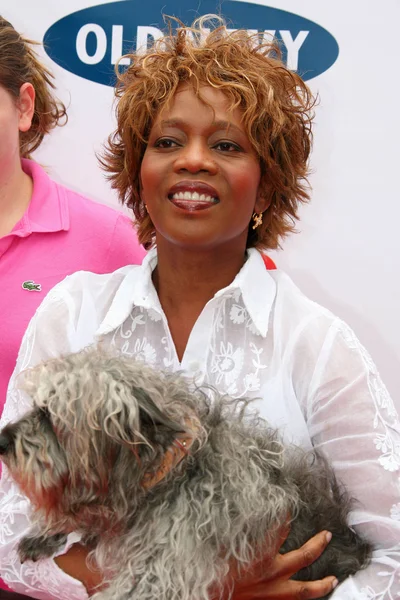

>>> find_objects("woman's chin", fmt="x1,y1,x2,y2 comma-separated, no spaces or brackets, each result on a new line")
156,228,248,256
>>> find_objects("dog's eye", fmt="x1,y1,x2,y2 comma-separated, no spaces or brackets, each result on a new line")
39,407,50,420
0,431,14,455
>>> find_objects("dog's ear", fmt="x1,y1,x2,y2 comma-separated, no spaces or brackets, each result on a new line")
127,386,185,451
132,386,184,432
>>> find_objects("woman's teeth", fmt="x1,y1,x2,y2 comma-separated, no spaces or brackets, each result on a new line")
171,191,218,203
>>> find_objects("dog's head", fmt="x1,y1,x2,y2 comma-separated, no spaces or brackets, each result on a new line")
0,348,203,531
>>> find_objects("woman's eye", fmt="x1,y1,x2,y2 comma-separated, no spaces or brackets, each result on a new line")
214,141,241,152
154,138,178,149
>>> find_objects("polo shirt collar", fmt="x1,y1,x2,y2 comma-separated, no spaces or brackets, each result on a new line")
11,159,70,237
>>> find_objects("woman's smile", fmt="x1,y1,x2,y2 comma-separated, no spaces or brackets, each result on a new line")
168,180,220,212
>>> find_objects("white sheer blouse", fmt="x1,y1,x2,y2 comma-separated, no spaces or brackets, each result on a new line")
0,248,399,599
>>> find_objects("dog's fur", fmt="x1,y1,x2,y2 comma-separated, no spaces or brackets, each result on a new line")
0,348,372,599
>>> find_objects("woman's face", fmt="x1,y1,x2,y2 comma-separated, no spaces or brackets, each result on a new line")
0,83,34,180
140,84,268,253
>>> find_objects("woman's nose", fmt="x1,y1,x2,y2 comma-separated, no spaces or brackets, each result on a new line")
174,142,217,174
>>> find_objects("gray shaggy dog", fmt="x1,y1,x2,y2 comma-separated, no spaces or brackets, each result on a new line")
0,348,372,600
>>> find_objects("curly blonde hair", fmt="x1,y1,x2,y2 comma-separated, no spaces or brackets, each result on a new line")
102,16,316,250
0,16,67,158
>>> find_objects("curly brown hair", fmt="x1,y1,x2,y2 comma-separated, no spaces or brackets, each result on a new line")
0,16,67,158
102,16,316,250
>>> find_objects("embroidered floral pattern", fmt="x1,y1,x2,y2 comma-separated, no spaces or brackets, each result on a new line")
338,320,400,474
211,342,244,394
132,337,157,364
334,320,400,599
110,307,165,365
207,292,267,398
230,303,262,336
230,304,247,325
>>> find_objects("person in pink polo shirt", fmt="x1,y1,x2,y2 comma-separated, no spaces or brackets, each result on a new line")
0,17,145,598
0,20,145,451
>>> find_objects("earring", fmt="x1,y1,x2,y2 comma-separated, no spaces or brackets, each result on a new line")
252,212,263,230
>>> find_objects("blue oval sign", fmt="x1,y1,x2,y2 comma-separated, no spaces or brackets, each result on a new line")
43,1,339,86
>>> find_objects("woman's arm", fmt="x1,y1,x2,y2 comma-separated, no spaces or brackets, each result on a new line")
54,545,103,596
305,318,400,599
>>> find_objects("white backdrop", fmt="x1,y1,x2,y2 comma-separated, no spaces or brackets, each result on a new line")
2,0,399,400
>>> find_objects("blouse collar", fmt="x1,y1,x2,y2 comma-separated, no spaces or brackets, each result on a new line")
96,247,276,338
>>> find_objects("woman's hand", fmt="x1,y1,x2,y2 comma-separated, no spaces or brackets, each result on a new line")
228,530,338,600
56,532,337,599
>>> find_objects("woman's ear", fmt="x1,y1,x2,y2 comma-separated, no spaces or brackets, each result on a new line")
254,178,273,214
17,83,35,133
254,188,271,215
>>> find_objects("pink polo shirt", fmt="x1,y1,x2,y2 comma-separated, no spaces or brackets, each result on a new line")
0,159,145,411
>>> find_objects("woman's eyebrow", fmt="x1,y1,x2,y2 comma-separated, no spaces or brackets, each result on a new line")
159,118,244,135
159,118,185,129
212,120,243,135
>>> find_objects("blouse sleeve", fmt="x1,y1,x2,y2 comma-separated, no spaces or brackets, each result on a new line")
0,284,89,600
305,317,400,599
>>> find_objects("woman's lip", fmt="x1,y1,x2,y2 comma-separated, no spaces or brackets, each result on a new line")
168,198,217,211
167,181,219,199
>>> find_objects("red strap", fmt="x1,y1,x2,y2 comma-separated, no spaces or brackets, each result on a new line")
262,254,277,270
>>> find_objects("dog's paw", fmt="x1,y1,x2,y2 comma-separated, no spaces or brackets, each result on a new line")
18,533,67,563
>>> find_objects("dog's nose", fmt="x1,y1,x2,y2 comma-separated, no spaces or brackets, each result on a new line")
0,433,12,455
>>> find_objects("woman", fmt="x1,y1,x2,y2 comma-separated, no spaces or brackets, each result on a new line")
0,16,145,412
0,17,398,600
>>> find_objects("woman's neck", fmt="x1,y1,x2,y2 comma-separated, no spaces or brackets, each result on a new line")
154,241,247,311
152,239,248,362
0,158,33,238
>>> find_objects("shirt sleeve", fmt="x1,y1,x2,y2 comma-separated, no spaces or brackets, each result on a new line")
0,285,89,600
305,317,400,599
106,213,146,272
